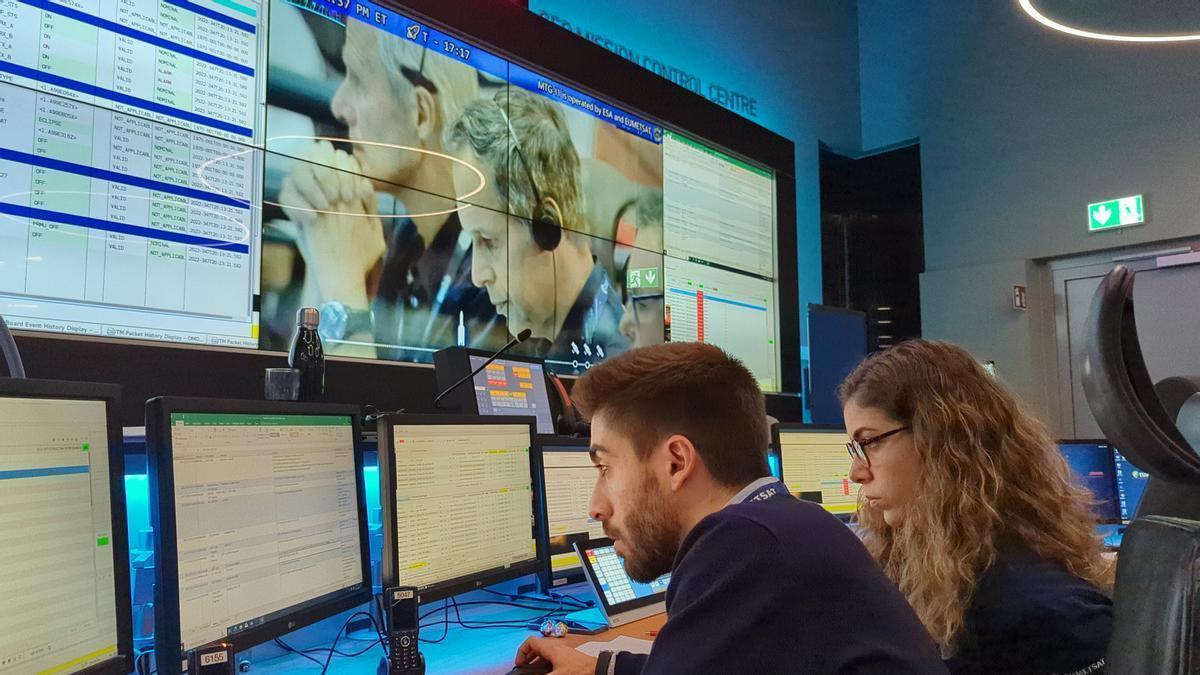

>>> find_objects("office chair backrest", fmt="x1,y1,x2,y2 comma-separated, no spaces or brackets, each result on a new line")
1083,266,1200,673
1105,515,1200,674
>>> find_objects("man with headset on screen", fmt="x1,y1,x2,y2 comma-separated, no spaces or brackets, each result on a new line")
444,88,630,368
277,19,497,358
511,342,944,674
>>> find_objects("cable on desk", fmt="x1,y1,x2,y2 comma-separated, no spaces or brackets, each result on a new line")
477,587,592,609
419,599,452,645
135,648,157,675
275,636,384,660
273,638,327,668
318,611,380,675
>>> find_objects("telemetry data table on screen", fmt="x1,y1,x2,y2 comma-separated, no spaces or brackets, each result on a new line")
0,80,259,347
665,256,779,391
168,413,363,651
779,431,859,516
0,0,262,141
0,397,120,675
662,130,775,279
390,424,535,591
545,451,604,540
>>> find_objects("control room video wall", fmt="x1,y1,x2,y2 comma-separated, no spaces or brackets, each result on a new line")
0,0,787,390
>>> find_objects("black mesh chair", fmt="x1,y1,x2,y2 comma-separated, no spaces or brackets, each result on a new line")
1082,265,1200,673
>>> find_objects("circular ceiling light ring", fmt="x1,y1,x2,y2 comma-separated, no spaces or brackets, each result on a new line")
1019,0,1200,43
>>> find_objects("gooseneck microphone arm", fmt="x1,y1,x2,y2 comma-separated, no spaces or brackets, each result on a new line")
433,329,533,407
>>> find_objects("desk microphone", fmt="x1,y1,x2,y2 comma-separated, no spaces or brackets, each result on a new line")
433,329,532,407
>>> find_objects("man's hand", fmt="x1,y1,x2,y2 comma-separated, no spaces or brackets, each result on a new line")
278,141,384,309
278,140,371,229
514,637,597,675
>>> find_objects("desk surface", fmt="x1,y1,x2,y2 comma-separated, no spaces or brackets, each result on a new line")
250,589,665,674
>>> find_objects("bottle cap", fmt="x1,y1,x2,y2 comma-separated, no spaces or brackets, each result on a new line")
297,307,320,328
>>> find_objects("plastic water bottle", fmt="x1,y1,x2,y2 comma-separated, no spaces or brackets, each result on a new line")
288,307,325,402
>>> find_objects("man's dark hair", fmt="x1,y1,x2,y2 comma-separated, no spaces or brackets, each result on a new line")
571,342,769,486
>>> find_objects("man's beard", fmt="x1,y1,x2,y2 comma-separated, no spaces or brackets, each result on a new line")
607,475,681,583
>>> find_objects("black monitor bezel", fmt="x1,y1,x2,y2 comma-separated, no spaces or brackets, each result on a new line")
573,537,668,619
433,347,557,434
377,413,547,603
146,396,373,668
772,423,856,520
536,435,594,590
0,378,133,675
1057,438,1123,525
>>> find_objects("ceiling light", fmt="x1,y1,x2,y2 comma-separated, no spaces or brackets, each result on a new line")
1018,0,1200,42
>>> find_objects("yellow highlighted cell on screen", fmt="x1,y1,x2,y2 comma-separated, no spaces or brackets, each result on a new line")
37,645,117,675
551,553,582,570
406,562,429,570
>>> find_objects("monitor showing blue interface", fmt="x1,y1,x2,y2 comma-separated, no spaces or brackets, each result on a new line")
1113,449,1149,523
1058,441,1120,523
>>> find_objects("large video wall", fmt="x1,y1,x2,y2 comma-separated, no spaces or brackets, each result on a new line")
0,0,784,389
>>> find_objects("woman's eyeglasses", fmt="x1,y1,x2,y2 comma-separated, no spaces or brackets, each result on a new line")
846,427,910,468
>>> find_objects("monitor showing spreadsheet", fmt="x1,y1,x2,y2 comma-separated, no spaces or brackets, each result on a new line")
0,379,131,675
540,438,603,585
1058,440,1120,523
378,416,545,602
146,398,371,668
775,426,858,518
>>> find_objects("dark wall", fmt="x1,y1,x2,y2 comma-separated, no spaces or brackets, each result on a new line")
820,144,923,350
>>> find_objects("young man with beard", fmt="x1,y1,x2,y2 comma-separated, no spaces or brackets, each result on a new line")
512,342,946,674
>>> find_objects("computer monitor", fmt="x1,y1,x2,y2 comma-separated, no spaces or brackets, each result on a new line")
1057,440,1121,524
0,378,132,675
574,539,670,627
433,347,557,435
145,397,372,668
538,436,602,588
773,424,858,519
377,415,546,602
1113,448,1149,523
767,423,782,479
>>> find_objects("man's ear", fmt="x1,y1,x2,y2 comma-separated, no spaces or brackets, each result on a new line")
662,434,700,493
413,85,437,144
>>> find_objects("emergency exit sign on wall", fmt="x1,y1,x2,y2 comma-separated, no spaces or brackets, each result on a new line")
1088,195,1144,232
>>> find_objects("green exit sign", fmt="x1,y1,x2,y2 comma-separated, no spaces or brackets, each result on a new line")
626,267,660,290
1088,195,1144,232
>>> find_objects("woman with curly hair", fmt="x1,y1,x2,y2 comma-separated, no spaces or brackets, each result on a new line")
839,340,1113,674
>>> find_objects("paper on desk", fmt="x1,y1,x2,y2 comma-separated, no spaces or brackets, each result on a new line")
576,635,653,657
